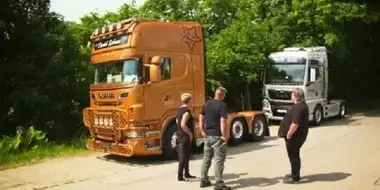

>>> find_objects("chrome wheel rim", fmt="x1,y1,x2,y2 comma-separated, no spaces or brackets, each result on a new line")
315,108,322,123
171,133,177,148
254,119,264,136
340,105,346,116
232,120,244,139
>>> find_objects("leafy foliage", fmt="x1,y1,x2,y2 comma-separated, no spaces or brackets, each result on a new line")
0,127,47,155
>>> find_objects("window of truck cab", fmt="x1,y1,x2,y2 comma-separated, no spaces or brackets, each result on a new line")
94,58,142,84
160,57,171,80
307,59,323,82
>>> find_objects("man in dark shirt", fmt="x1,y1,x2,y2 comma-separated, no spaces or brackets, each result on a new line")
278,88,309,184
199,87,231,190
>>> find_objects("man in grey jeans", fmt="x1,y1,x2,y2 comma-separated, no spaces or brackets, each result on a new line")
199,87,232,190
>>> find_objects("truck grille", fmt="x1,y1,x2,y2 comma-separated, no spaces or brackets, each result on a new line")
270,101,293,117
86,139,133,157
83,108,128,141
268,89,292,100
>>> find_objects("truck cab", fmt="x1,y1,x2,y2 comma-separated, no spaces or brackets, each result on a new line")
83,18,269,159
262,47,346,125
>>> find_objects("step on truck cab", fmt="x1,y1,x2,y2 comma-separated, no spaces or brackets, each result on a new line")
83,18,269,159
262,46,347,125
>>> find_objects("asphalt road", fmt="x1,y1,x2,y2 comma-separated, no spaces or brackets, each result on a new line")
1,112,380,190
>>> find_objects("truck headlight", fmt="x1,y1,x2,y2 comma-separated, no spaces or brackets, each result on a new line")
124,131,145,138
109,118,113,126
104,118,109,126
99,117,104,125
262,99,270,110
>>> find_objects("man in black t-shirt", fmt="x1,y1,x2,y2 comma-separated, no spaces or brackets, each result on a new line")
278,88,309,184
199,87,231,190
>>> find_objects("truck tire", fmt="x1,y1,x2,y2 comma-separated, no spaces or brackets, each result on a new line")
163,123,178,160
229,118,247,145
251,115,267,142
338,102,347,118
312,105,323,126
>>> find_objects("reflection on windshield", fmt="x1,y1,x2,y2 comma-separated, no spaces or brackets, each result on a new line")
265,62,305,85
94,59,140,84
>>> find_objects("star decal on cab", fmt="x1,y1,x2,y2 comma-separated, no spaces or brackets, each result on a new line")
181,26,202,51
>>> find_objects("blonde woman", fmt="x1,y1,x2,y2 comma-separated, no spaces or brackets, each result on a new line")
176,93,196,181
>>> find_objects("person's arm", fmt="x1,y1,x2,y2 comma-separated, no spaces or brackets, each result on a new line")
287,106,302,139
220,103,229,141
181,112,193,138
199,105,206,136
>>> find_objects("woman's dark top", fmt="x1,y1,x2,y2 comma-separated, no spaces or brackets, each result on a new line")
176,106,194,142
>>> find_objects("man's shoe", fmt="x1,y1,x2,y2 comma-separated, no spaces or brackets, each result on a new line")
214,184,232,190
200,180,212,188
283,176,300,184
184,173,196,179
284,174,292,178
178,177,189,182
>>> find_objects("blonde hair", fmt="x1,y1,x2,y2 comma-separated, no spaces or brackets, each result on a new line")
292,88,305,102
181,93,192,104
216,86,227,93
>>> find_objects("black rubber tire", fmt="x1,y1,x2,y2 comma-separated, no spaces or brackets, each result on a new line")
338,102,347,118
229,118,248,145
163,123,178,160
251,115,268,142
312,105,323,126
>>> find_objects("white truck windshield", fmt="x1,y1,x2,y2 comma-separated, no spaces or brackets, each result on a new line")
265,62,306,85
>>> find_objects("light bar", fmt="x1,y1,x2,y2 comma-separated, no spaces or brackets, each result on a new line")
116,22,122,30
92,18,139,37
108,24,113,32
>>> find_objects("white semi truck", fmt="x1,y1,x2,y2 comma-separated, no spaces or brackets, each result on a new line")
262,46,346,125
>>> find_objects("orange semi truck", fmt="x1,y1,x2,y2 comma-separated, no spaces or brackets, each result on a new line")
83,18,270,159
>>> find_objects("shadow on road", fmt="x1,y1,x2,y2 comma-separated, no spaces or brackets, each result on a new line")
225,175,282,189
97,136,279,166
352,110,380,118
221,172,352,189
270,115,358,128
314,116,358,128
300,172,352,183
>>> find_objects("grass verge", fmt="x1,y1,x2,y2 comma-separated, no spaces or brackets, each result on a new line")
0,138,89,170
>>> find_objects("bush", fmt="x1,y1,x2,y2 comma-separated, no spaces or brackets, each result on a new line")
0,126,47,155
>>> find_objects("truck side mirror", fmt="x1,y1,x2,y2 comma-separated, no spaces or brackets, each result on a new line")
309,68,316,83
149,56,161,82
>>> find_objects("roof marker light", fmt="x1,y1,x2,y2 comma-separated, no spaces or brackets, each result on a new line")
94,28,99,36
116,22,122,30
108,24,114,32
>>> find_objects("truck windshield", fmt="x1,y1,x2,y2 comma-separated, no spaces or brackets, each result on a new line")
94,59,141,84
265,62,306,85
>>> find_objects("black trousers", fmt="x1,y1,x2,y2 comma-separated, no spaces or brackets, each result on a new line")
177,139,191,177
285,139,305,180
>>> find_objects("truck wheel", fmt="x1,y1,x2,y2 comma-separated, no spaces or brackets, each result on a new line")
229,118,247,145
163,123,178,160
312,105,323,126
338,102,346,118
251,115,267,142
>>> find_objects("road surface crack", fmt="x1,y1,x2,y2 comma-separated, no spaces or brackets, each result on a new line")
374,177,380,186
32,171,122,190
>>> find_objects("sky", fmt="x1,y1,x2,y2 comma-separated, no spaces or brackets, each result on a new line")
50,0,147,22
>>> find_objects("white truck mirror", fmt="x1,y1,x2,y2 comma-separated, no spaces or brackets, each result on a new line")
310,68,316,82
